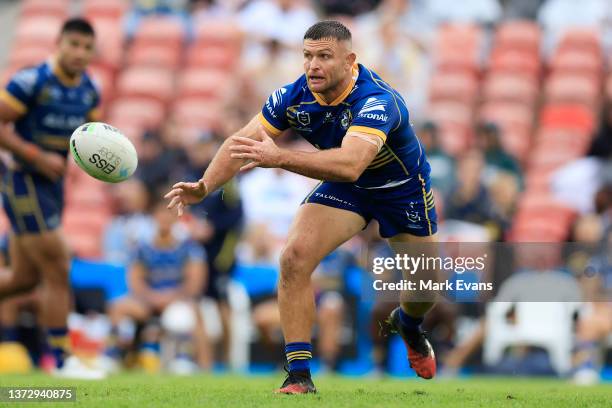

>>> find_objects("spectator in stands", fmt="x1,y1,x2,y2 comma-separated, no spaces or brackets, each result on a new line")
589,101,612,159
238,167,315,240
183,134,244,366
537,0,609,53
500,0,546,20
253,248,357,372
107,198,210,370
189,0,232,19
241,38,304,114
356,0,434,47
444,149,493,225
238,0,317,49
315,0,379,16
487,172,520,241
475,122,522,187
419,121,456,197
572,225,612,384
135,119,188,193
356,14,430,117
427,0,502,26
103,179,158,266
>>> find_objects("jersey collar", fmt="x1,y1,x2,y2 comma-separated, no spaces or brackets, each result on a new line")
48,57,83,87
311,64,359,106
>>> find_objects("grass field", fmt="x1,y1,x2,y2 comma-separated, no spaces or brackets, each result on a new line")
0,373,610,407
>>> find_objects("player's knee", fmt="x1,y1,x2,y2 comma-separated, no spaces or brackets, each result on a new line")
12,275,38,294
279,244,311,288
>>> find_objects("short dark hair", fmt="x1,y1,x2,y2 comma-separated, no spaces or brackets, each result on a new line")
60,18,95,37
304,20,351,42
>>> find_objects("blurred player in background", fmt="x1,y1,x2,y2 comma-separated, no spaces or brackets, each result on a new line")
107,199,210,370
0,18,102,377
166,20,438,394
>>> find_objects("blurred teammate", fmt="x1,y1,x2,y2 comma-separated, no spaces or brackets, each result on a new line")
0,18,102,377
107,199,210,370
166,20,438,393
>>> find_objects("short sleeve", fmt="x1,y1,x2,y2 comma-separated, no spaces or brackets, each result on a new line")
185,240,206,263
259,85,291,137
347,94,400,144
0,67,39,115
130,244,147,267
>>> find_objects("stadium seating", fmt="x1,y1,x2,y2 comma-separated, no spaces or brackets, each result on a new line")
14,16,62,49
171,97,221,132
115,67,175,103
107,97,166,130
132,16,186,49
20,0,69,19
493,20,540,56
175,69,232,100
126,44,183,70
544,74,600,109
429,72,479,105
89,17,125,70
82,0,129,21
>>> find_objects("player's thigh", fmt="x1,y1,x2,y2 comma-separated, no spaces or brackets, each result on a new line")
109,296,152,322
282,203,366,270
18,229,70,272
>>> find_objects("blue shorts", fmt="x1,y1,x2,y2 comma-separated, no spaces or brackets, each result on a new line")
302,175,437,238
1,169,64,234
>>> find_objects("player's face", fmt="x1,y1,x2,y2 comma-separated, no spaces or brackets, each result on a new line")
303,38,354,94
57,32,95,76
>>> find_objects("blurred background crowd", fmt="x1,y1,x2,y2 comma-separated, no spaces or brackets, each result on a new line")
0,0,610,382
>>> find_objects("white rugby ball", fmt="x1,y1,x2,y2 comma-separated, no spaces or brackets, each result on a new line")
69,122,138,183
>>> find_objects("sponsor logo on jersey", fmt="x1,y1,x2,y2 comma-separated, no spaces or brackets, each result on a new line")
323,112,334,124
357,97,389,121
272,87,287,107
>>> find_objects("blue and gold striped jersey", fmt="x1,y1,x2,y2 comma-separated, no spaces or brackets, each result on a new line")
133,238,206,290
0,60,100,173
259,63,429,190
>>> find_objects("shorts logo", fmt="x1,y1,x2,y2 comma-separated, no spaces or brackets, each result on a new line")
406,201,422,224
340,109,352,130
297,111,311,126
314,192,354,207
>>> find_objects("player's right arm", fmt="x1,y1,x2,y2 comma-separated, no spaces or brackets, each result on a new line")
0,69,65,180
165,85,290,216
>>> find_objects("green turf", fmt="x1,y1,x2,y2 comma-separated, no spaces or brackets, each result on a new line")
0,373,609,407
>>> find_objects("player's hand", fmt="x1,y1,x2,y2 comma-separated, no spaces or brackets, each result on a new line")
228,130,283,171
35,151,66,182
164,178,208,216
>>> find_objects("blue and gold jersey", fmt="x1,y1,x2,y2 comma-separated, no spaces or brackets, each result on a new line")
0,60,100,173
0,60,100,234
133,238,206,290
259,63,429,190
